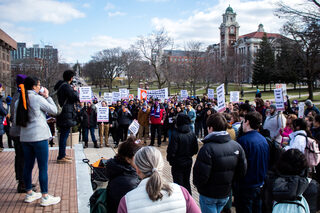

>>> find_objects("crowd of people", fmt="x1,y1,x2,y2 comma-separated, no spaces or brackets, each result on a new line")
1,69,320,212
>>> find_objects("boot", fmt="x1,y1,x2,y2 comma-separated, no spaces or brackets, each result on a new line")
94,141,99,148
84,142,88,148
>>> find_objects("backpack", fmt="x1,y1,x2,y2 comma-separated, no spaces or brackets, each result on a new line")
89,188,107,213
296,134,320,167
272,198,310,213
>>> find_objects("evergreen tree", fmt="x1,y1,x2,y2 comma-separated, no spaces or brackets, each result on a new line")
252,33,275,91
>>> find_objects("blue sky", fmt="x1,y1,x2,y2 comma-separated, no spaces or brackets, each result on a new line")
0,0,304,63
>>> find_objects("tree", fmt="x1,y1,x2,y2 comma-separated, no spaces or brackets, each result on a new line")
136,29,173,89
275,0,320,100
122,47,141,89
252,34,275,91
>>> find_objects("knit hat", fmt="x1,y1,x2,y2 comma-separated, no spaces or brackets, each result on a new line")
16,74,27,86
142,102,147,106
270,104,277,110
176,114,191,126
305,100,312,107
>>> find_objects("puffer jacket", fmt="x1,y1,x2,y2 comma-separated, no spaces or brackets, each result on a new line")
0,96,7,135
105,158,140,213
80,106,97,128
167,124,198,167
118,109,132,126
54,80,79,128
193,131,247,199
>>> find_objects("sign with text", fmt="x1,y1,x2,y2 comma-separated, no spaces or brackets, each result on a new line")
138,88,168,101
180,90,188,99
104,92,112,104
217,84,226,112
119,89,129,99
208,89,214,99
298,103,305,118
274,88,285,111
97,107,109,122
128,120,140,135
112,92,121,103
138,88,148,100
276,84,287,97
79,87,92,102
230,91,240,103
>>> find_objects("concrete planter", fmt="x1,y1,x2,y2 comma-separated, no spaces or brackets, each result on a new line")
66,132,80,146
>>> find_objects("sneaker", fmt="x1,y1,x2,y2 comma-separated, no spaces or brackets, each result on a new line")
24,191,42,203
57,157,72,164
40,194,61,206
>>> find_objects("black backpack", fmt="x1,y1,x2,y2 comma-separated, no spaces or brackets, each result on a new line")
89,188,107,213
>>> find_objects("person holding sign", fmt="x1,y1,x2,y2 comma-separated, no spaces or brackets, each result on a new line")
263,104,286,144
137,103,150,144
150,98,165,147
98,101,109,148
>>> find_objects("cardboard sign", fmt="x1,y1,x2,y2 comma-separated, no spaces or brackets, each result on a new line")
97,107,109,122
112,92,121,103
119,89,129,100
129,94,134,100
208,89,214,99
104,92,112,105
180,90,188,99
128,120,140,135
217,84,226,112
298,102,305,118
138,88,168,101
230,91,240,103
79,87,92,102
274,88,285,111
276,84,287,97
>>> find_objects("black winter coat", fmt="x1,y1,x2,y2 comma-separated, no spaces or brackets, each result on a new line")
105,158,140,213
109,111,119,129
54,80,79,128
80,107,97,128
118,110,132,126
193,132,247,199
167,124,198,167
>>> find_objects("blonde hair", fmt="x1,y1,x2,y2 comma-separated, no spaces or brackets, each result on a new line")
134,146,172,201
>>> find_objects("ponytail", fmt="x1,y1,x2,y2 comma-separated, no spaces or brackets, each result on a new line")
146,169,172,201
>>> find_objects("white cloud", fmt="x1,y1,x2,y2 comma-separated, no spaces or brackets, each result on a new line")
104,2,115,11
108,11,126,17
0,21,34,44
57,35,134,63
82,3,90,8
0,0,85,24
151,0,305,47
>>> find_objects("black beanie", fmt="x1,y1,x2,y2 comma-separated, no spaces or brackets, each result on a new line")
176,114,191,126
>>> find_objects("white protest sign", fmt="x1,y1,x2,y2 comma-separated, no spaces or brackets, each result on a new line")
298,103,305,118
230,91,240,103
112,92,121,103
180,90,188,99
138,88,168,101
97,107,109,122
276,84,287,97
79,87,92,102
104,92,112,104
119,89,129,99
208,89,214,99
274,88,285,111
217,84,226,112
128,120,140,135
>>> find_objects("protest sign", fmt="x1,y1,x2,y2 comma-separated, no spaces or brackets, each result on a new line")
112,92,121,103
129,94,134,100
230,91,240,103
298,103,305,118
274,88,285,111
217,84,226,112
180,90,188,99
138,88,148,100
208,89,214,99
276,84,287,97
138,88,168,101
79,87,92,102
104,92,112,104
128,120,140,135
119,89,129,99
97,107,109,122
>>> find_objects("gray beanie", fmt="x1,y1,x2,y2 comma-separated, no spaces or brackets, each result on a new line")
305,99,312,107
270,104,277,110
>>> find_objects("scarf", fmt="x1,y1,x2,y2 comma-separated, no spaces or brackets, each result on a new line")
142,107,147,112
151,105,161,118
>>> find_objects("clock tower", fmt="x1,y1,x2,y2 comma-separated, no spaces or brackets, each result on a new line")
219,5,240,58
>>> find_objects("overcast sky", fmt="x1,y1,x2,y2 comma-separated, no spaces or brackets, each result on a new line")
0,0,306,63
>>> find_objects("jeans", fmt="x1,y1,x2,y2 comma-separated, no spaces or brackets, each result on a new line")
84,127,97,143
13,137,24,182
195,121,203,138
234,186,262,213
199,194,229,213
190,123,195,133
150,124,162,145
171,165,192,195
58,128,70,160
168,129,173,144
22,140,49,193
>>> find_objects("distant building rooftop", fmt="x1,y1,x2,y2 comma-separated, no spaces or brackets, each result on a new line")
0,28,17,50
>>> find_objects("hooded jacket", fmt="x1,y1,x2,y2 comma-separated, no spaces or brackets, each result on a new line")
193,131,247,199
105,158,140,213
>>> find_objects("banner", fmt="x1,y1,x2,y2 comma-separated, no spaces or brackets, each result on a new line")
119,88,129,99
138,88,168,101
97,107,109,122
129,94,134,100
217,84,226,112
79,87,92,102
104,92,112,104
128,120,140,135
180,90,188,99
112,92,121,103
274,88,285,111
230,91,240,103
298,103,305,118
208,89,214,99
